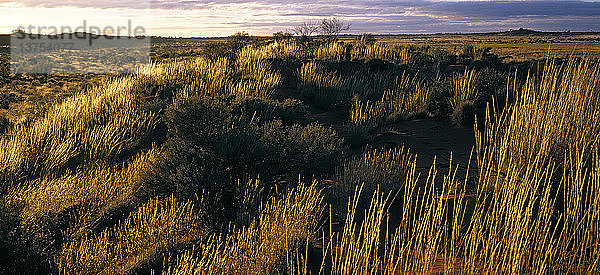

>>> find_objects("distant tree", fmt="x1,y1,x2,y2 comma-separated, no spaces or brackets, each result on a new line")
229,31,255,51
292,21,320,38
272,31,294,41
319,17,351,42
229,31,252,42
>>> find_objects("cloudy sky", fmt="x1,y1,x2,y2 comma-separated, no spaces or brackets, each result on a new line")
1,0,599,36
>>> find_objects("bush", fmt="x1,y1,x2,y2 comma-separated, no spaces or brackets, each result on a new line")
259,121,343,178
166,96,342,181
344,124,369,149
230,98,311,125
426,81,452,118
0,114,10,135
451,100,475,126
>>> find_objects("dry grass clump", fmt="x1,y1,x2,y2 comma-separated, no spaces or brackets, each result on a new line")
477,58,600,181
0,54,282,188
325,156,468,274
329,186,395,274
469,58,600,272
325,58,600,274
162,182,324,274
237,40,308,60
146,56,281,100
236,40,422,66
56,196,204,274
6,148,163,240
0,50,288,272
328,147,416,218
314,42,348,62
298,61,368,108
0,75,161,186
350,74,430,126
3,35,600,274
350,42,412,64
449,69,479,109
449,69,479,126
298,61,343,91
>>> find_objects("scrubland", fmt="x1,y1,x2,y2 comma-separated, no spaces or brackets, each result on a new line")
1,34,600,274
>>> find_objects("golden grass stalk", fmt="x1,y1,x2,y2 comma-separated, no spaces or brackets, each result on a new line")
57,195,204,274
163,182,324,274
450,69,479,109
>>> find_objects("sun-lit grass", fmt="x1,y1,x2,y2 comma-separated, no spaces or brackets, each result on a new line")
450,69,479,109
350,73,430,126
2,35,600,274
57,195,204,274
321,57,600,274
469,58,600,272
350,42,413,64
162,182,324,274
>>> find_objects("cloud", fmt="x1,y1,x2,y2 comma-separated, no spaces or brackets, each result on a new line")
2,0,600,35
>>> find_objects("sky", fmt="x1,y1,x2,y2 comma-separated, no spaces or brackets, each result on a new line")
1,0,599,37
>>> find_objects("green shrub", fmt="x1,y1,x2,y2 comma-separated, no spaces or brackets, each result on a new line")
165,97,228,146
259,120,343,178
451,100,475,126
426,81,452,118
0,114,10,135
344,124,369,149
166,96,342,180
230,98,311,125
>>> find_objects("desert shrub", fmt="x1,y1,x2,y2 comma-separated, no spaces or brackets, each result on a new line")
165,96,228,147
199,31,262,59
141,139,234,225
470,47,502,69
472,67,508,123
166,96,342,180
259,120,343,178
425,81,452,118
0,91,20,109
0,198,53,274
457,44,481,65
229,98,311,125
268,58,302,87
229,31,257,52
166,98,261,178
343,124,370,149
431,48,457,68
0,114,10,135
450,100,475,126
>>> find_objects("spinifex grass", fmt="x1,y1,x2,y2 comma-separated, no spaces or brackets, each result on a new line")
162,182,324,274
